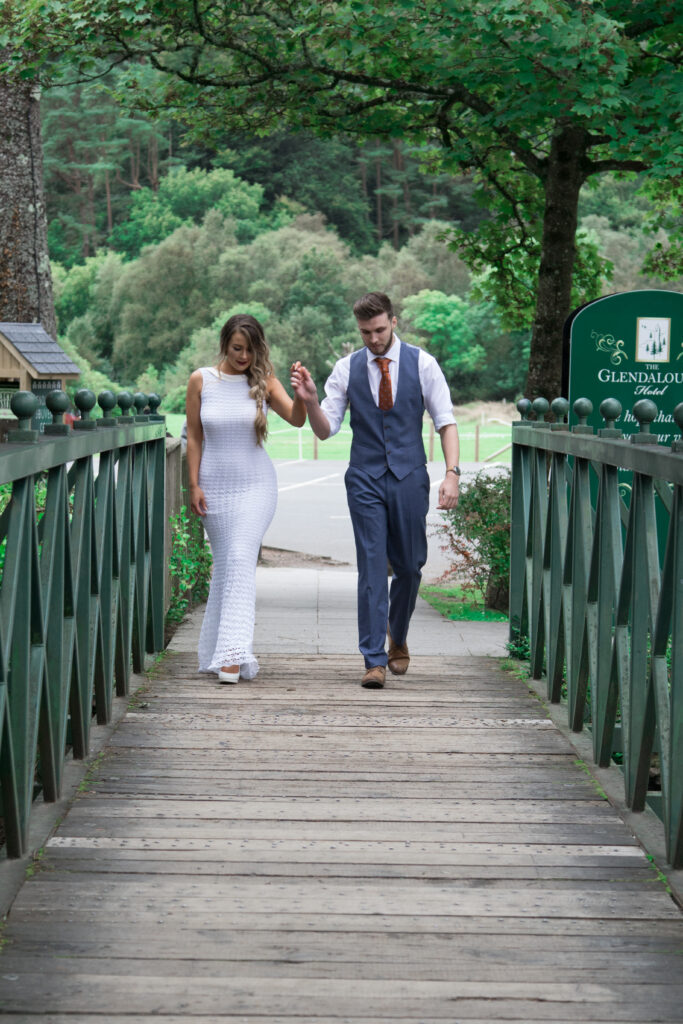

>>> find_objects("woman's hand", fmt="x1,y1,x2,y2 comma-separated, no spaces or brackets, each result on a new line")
290,363,318,403
190,484,208,517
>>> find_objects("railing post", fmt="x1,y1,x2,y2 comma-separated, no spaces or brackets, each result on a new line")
509,399,532,643
545,398,569,702
619,400,661,810
148,427,166,653
563,398,594,728
587,399,623,765
529,397,549,680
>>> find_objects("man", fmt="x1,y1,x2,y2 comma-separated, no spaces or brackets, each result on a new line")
291,292,460,688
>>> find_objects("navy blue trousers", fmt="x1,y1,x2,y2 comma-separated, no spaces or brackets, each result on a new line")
345,464,430,667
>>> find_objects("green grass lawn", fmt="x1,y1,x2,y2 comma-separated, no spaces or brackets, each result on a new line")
419,583,508,622
164,411,512,464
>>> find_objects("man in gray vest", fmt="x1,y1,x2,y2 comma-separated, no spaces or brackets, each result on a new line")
291,292,460,688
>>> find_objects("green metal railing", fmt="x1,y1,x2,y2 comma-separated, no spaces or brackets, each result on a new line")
510,395,683,867
0,388,166,858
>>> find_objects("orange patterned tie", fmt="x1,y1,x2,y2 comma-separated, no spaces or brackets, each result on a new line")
375,357,393,411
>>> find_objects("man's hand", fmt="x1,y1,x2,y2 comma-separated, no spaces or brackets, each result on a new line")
290,363,318,404
437,473,459,510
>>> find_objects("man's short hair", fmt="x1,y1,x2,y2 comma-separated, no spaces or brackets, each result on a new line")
353,292,394,321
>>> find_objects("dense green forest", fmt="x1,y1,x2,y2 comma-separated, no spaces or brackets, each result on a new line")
43,75,677,410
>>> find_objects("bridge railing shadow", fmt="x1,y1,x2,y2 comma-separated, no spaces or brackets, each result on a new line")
510,395,683,868
0,388,174,858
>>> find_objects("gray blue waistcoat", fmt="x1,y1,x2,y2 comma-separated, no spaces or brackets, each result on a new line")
348,342,426,481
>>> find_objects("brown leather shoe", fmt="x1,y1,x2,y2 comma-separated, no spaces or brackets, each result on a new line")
387,632,410,675
361,665,386,689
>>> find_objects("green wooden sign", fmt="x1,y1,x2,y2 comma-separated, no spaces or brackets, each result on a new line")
566,289,683,440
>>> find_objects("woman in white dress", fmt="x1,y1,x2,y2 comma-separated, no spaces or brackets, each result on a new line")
186,314,306,682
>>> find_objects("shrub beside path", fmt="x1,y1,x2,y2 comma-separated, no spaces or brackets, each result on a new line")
0,569,682,1020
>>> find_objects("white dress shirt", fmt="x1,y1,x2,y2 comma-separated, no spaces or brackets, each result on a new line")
320,335,456,437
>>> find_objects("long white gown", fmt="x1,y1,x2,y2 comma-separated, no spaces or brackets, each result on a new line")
197,367,277,678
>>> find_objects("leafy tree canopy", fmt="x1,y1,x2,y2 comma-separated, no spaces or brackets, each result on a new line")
5,0,681,399
401,290,486,377
108,165,285,258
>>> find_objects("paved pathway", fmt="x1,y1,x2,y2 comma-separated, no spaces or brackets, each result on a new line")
263,458,500,580
1,571,682,1021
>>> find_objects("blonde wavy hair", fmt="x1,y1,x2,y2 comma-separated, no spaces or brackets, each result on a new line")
218,314,273,445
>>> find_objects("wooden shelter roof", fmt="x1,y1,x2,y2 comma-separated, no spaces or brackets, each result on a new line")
0,323,80,376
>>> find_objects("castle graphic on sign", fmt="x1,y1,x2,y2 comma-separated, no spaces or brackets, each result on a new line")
636,317,670,362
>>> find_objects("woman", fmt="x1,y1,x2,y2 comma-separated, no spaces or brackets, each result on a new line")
186,314,306,682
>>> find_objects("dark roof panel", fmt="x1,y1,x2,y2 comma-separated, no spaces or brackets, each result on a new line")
0,322,80,375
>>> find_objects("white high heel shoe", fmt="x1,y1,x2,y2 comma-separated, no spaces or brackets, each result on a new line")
218,667,240,683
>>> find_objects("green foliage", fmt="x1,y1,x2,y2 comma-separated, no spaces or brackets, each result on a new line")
109,212,236,379
401,290,528,401
41,71,179,266
108,166,274,259
50,209,531,401
135,364,161,396
642,177,683,281
506,630,531,662
420,584,508,622
435,468,511,611
401,290,486,376
222,131,378,252
56,329,121,396
7,0,683,403
166,505,212,624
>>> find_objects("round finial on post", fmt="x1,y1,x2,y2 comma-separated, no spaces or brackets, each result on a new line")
10,390,38,426
74,389,96,415
572,397,594,434
550,397,569,431
631,398,659,445
117,390,135,422
98,390,116,414
147,392,164,422
531,397,549,425
73,388,97,431
633,399,657,432
44,389,71,435
133,392,148,418
598,397,623,438
516,398,532,421
46,389,70,418
672,403,683,453
551,397,569,422
9,390,40,441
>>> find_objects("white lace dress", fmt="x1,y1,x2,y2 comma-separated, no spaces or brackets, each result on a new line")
197,367,277,678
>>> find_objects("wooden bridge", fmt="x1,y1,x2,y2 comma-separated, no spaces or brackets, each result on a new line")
1,390,683,1020
1,606,683,1020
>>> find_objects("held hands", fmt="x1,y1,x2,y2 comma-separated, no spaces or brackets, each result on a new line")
190,484,208,517
290,362,318,404
437,473,459,511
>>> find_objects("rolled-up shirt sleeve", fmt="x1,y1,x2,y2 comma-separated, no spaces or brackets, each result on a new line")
319,355,351,437
419,350,456,430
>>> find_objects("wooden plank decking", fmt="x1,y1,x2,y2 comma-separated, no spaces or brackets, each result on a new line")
1,652,683,1022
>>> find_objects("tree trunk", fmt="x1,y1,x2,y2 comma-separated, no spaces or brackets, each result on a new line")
0,57,56,338
375,159,383,242
392,141,400,249
359,156,368,201
105,168,113,234
148,133,159,191
525,126,588,403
